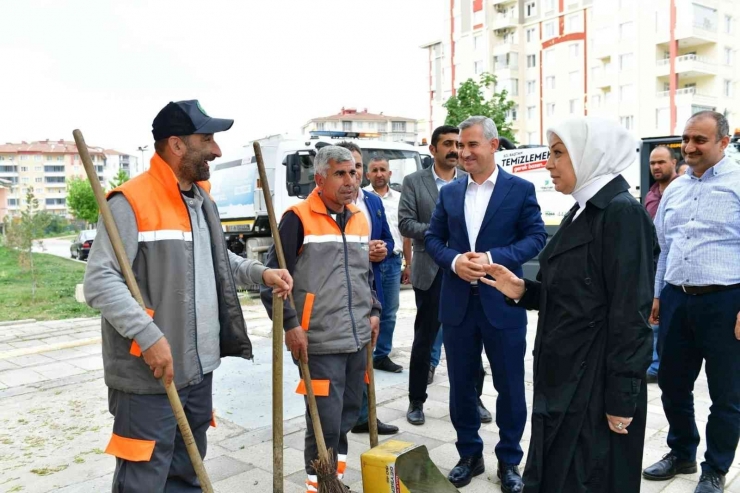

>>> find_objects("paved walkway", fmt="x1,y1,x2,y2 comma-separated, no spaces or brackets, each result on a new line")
0,290,738,492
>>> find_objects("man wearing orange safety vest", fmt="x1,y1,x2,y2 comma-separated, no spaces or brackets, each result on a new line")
84,100,292,492
261,145,382,493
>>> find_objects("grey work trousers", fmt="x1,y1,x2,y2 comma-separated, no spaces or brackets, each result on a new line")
300,345,367,479
107,373,213,493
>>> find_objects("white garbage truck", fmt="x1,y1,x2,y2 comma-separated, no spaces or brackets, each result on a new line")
209,131,423,288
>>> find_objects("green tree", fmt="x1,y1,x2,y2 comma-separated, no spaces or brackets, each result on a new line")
4,191,52,299
66,177,99,225
108,169,130,189
443,73,518,144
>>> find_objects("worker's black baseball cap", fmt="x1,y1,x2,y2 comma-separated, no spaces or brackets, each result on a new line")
152,100,233,141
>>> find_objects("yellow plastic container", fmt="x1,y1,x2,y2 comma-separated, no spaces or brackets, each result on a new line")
360,440,459,493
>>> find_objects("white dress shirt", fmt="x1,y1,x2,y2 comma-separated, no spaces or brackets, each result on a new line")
432,165,459,191
364,185,402,255
354,190,372,230
451,166,499,274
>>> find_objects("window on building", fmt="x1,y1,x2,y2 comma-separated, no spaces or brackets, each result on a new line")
544,0,555,12
20,166,28,172
592,94,601,108
57,156,64,162
316,122,325,131
8,198,18,206
545,49,556,67
34,154,41,161
544,22,555,38
526,28,537,42
45,177,66,184
570,44,580,58
34,166,41,172
693,4,717,31
569,71,579,85
725,79,733,98
526,2,536,17
567,14,581,32
725,15,733,34
46,155,52,161
619,84,635,101
527,54,537,67
392,121,406,133
509,78,519,96
725,47,733,65
546,76,556,89
527,106,536,119
0,156,4,160
546,103,556,116
0,165,17,172
35,177,42,183
474,34,482,51
620,115,635,130
342,121,352,131
528,132,538,145
44,166,65,173
35,188,42,193
21,177,29,184
619,52,634,70
475,60,484,75
507,105,519,121
526,80,536,94
356,121,364,130
503,30,516,44
20,155,29,161
569,99,578,114
619,21,634,40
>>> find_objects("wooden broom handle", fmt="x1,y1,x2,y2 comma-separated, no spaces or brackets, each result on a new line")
73,129,213,493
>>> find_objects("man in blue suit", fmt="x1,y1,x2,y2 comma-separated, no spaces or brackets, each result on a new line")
337,141,400,436
426,116,546,490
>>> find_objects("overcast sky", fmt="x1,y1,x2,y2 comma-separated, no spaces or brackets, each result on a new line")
0,0,443,163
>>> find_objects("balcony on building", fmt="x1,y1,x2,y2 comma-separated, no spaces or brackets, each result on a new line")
655,54,717,78
0,165,19,177
656,3,719,47
493,29,519,57
592,64,615,89
493,10,517,30
493,53,519,81
43,165,66,176
492,0,517,5
45,198,67,210
656,86,718,109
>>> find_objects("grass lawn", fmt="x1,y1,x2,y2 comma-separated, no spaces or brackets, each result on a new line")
0,246,99,322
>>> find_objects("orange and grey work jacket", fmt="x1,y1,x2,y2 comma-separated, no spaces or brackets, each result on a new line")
84,153,255,394
262,189,381,355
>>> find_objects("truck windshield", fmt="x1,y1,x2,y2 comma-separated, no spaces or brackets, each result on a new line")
361,148,421,190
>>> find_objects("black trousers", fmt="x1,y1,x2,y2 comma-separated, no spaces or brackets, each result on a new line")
659,284,740,475
409,272,484,403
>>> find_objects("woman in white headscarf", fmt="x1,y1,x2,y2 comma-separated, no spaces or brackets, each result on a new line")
481,117,655,492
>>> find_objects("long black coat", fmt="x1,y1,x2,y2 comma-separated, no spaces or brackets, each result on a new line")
516,176,655,493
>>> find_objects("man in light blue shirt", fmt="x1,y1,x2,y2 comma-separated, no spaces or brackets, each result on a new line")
643,111,740,493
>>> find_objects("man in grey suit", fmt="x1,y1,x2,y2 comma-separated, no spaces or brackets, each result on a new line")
399,125,490,425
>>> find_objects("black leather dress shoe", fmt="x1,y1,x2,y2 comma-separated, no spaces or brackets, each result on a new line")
478,399,492,424
407,401,425,425
498,463,524,493
428,365,436,385
448,456,485,487
642,453,698,480
695,470,725,492
351,419,399,435
374,356,403,373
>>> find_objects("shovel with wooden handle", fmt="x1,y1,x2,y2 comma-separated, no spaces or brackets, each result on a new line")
73,129,213,493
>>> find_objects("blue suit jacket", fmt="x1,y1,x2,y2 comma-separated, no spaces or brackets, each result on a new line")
362,190,395,306
425,167,547,329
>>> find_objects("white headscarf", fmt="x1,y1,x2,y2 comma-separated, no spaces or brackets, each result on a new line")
546,117,636,195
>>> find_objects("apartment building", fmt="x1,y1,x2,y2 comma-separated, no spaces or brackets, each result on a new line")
0,140,137,218
422,0,739,144
301,108,422,144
